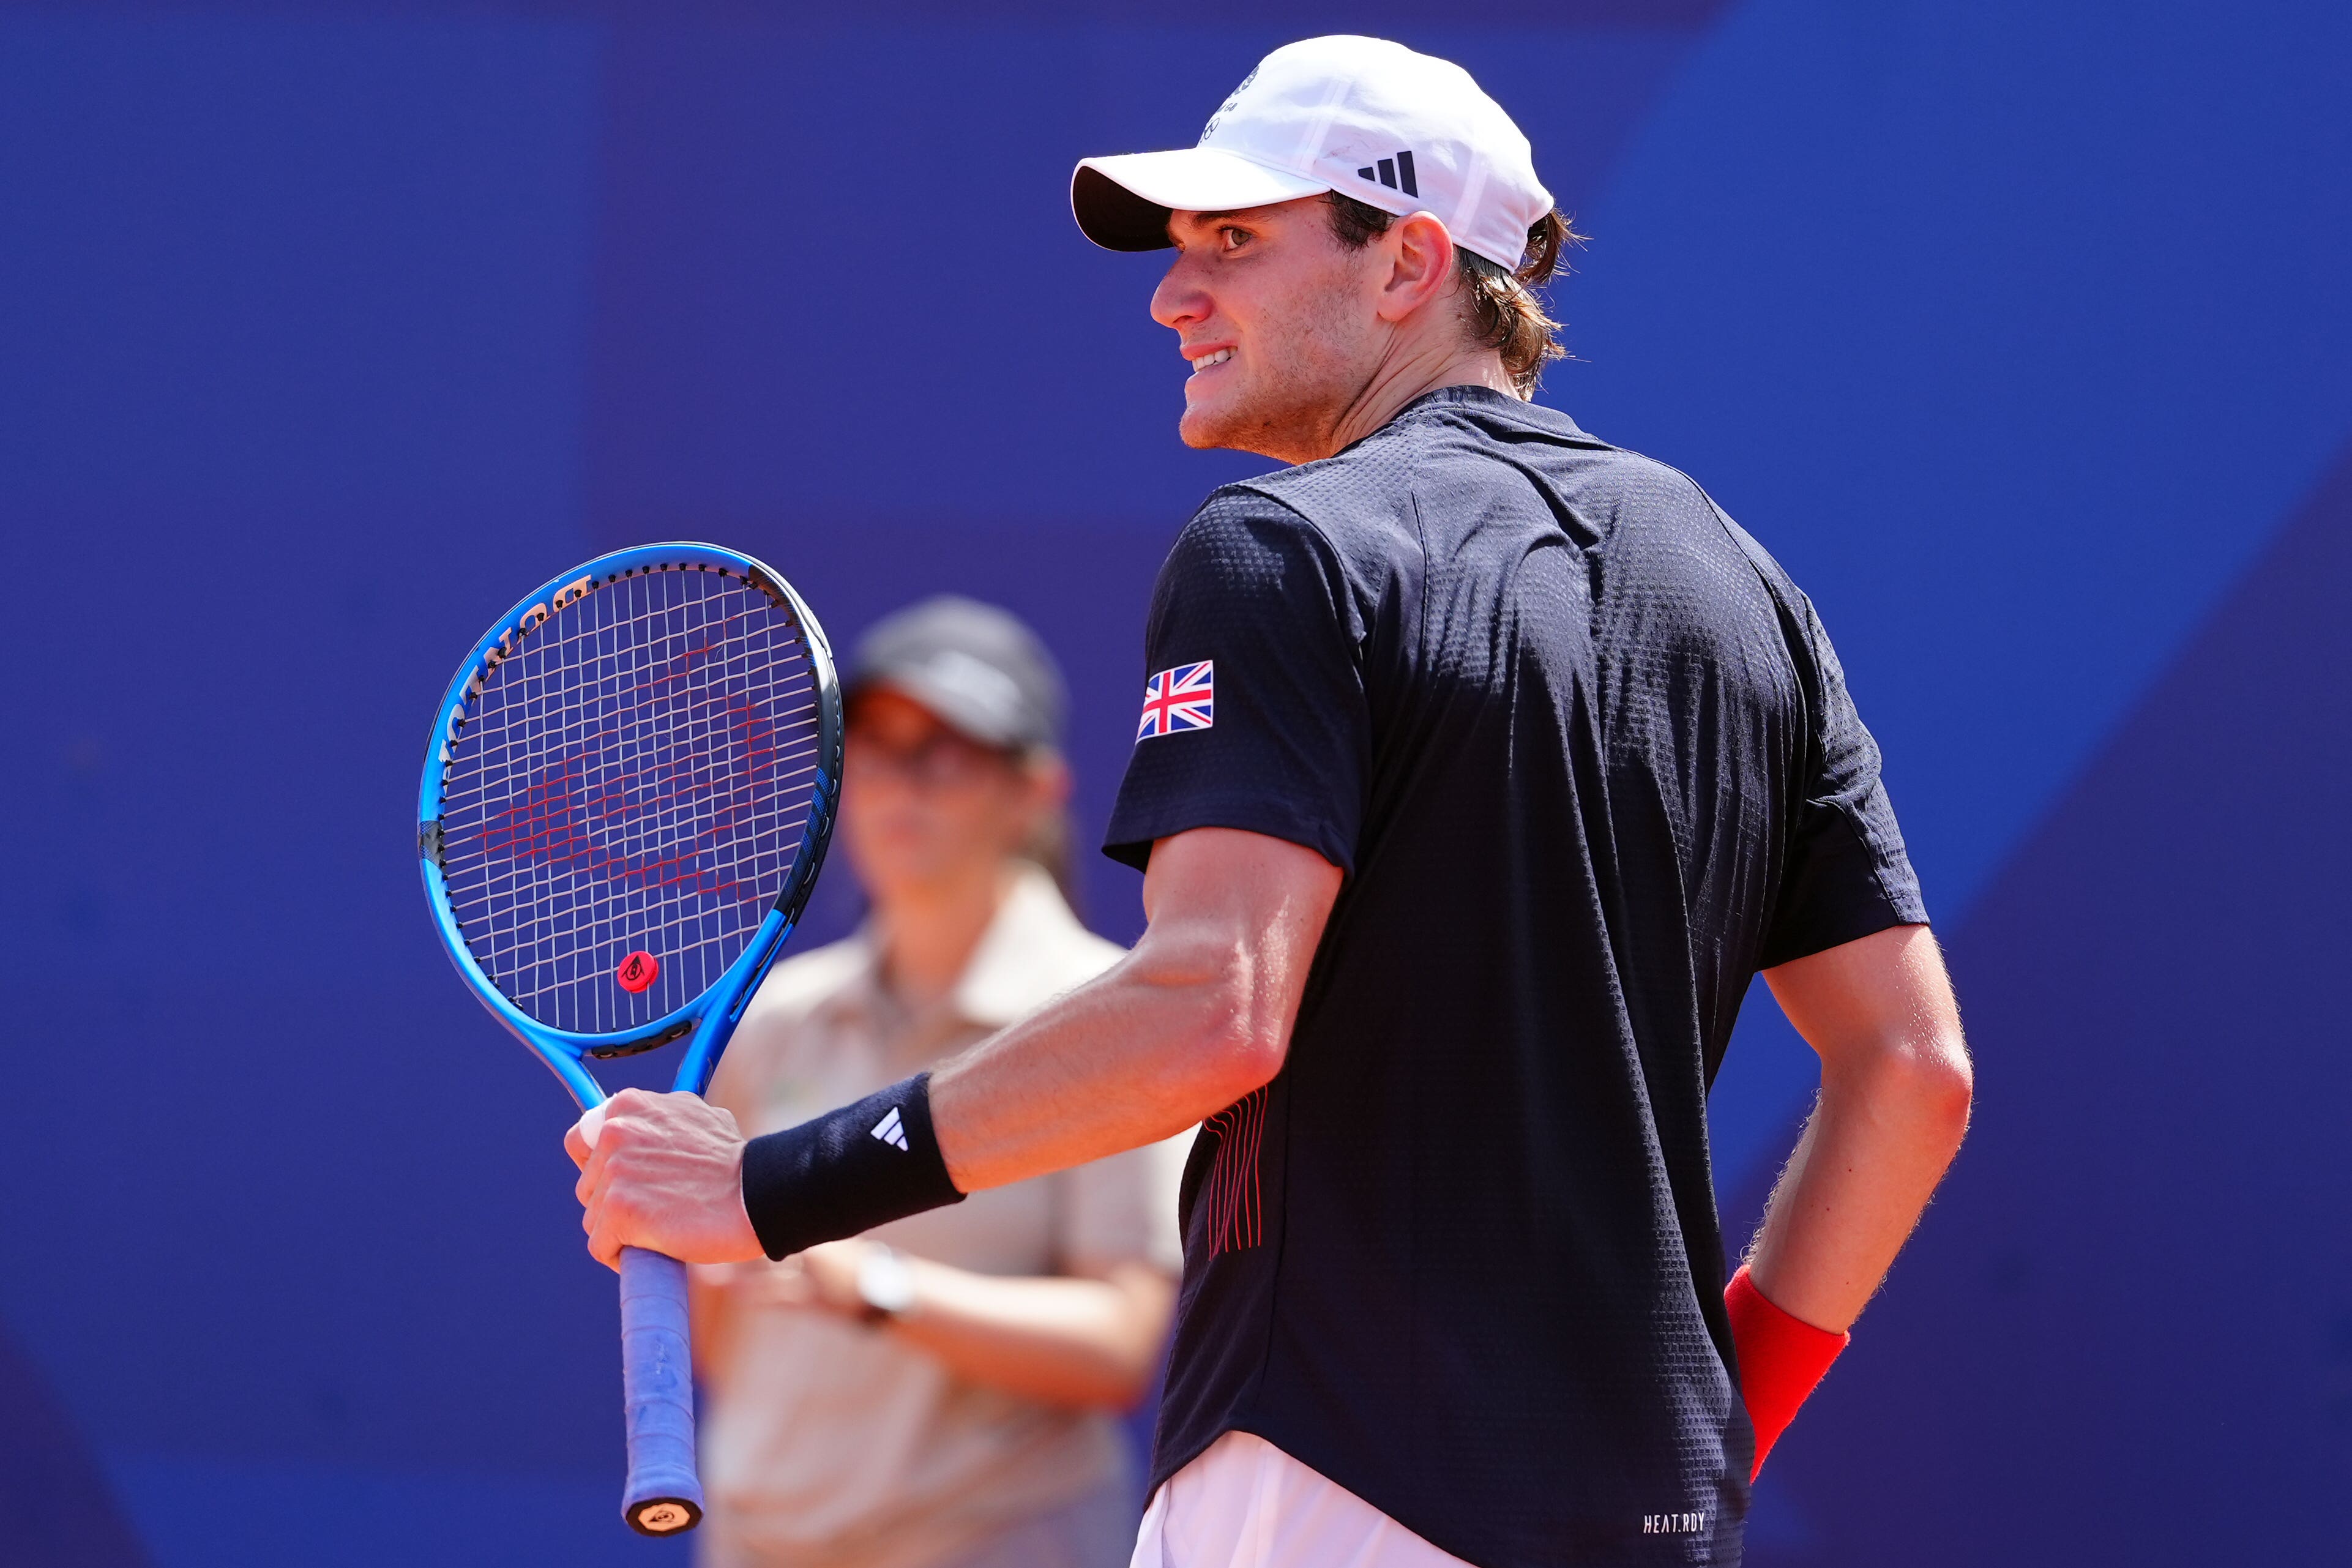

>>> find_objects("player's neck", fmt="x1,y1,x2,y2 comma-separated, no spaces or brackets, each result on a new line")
1315,343,1518,460
875,862,1014,1010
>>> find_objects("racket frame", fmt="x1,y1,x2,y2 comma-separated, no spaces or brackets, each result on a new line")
414,541,842,1537
416,541,842,1109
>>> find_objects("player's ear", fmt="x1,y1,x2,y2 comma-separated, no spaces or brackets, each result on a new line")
1375,212,1457,323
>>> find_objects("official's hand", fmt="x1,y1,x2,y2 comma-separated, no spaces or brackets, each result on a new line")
790,1240,872,1315
567,1089,764,1269
708,1242,870,1315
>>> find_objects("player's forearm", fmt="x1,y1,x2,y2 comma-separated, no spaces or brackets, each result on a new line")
733,918,1293,1261
929,930,1288,1192
883,1259,1175,1409
1746,1025,1972,1331
731,830,1335,1264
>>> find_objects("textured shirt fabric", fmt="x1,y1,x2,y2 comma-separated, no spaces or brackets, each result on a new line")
1103,385,1927,1568
696,867,1186,1568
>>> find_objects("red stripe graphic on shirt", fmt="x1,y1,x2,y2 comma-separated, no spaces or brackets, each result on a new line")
1200,1085,1267,1256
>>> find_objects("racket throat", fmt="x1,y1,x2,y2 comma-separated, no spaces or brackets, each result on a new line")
583,1017,696,1061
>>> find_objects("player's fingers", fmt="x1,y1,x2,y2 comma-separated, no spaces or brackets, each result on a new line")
564,1101,606,1168
574,1130,613,1211
586,1181,642,1270
586,1214,624,1271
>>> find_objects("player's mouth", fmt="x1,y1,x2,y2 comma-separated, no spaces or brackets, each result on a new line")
1185,346,1235,376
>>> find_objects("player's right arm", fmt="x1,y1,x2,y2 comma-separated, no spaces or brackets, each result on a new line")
930,824,1341,1192
573,496,1356,1269
570,826,1337,1267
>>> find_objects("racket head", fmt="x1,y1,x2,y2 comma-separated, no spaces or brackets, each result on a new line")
417,543,842,1107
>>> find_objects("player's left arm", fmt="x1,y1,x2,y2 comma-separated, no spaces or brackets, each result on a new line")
1727,922,1971,1477
1747,922,1973,1329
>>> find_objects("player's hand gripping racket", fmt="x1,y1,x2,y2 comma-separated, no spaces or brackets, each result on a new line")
416,544,841,1536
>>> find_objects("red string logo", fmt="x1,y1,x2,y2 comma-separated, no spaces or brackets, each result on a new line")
615,951,660,993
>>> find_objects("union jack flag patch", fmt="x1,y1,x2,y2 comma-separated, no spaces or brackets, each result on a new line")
1137,660,1215,740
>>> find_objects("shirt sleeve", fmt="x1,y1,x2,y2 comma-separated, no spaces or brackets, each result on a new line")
1103,490,1370,874
1760,597,1931,968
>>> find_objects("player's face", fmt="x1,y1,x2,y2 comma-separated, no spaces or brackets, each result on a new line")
840,688,1053,909
1153,198,1384,462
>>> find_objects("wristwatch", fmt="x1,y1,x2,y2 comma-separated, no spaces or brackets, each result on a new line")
856,1244,919,1324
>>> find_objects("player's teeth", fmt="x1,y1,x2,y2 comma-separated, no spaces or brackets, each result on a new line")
1193,349,1233,371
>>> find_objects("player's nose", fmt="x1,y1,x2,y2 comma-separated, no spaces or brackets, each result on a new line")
1151,259,1211,332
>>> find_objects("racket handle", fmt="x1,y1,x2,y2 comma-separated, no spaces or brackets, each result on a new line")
618,1247,704,1536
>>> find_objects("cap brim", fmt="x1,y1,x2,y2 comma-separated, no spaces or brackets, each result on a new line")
1072,149,1331,252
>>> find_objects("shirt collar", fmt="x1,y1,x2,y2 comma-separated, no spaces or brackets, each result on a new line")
1392,382,1591,440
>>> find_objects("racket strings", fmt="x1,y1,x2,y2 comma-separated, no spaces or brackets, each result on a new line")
436,566,823,1035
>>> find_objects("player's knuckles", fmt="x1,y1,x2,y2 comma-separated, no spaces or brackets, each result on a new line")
607,1088,658,1121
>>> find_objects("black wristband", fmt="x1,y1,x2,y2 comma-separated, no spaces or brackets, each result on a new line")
739,1072,966,1260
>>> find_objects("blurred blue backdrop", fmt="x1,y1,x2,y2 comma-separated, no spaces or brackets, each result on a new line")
1,2,2345,1563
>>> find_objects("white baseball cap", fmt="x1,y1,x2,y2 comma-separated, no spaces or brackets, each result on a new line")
1072,36,1553,272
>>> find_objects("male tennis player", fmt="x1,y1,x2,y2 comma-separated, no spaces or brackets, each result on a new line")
572,35,1973,1566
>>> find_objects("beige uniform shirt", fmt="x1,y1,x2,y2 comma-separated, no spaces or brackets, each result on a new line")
697,867,1184,1568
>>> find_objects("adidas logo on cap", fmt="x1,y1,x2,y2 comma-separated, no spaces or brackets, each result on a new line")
1356,151,1418,197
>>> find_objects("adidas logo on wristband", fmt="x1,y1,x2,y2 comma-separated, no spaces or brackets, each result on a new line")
870,1107,911,1151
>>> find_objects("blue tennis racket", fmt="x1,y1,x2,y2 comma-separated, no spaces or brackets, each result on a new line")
416,542,842,1536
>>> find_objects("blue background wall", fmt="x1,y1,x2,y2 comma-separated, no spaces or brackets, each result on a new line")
1,2,2343,1562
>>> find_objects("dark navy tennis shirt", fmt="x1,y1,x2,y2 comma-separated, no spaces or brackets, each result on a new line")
1104,386,1926,1567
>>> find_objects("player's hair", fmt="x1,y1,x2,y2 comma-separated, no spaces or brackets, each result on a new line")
1323,193,1585,398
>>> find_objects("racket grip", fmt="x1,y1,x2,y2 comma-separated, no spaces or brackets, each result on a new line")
618,1246,704,1536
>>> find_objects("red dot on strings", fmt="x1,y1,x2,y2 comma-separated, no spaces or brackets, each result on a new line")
615,950,660,993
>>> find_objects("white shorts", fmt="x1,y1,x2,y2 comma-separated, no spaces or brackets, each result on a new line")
1130,1431,1474,1568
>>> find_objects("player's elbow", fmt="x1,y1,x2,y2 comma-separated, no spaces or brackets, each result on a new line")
1934,1036,1974,1140
1892,1027,1974,1149
1825,1020,1972,1154
1191,968,1290,1105
1126,902,1302,1113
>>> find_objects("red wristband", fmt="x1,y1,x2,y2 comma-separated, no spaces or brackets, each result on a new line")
1725,1263,1848,1480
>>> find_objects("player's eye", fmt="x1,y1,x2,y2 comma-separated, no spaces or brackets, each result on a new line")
1220,225,1252,252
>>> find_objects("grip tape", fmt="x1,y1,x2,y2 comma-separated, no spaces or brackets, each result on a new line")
619,1247,704,1535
